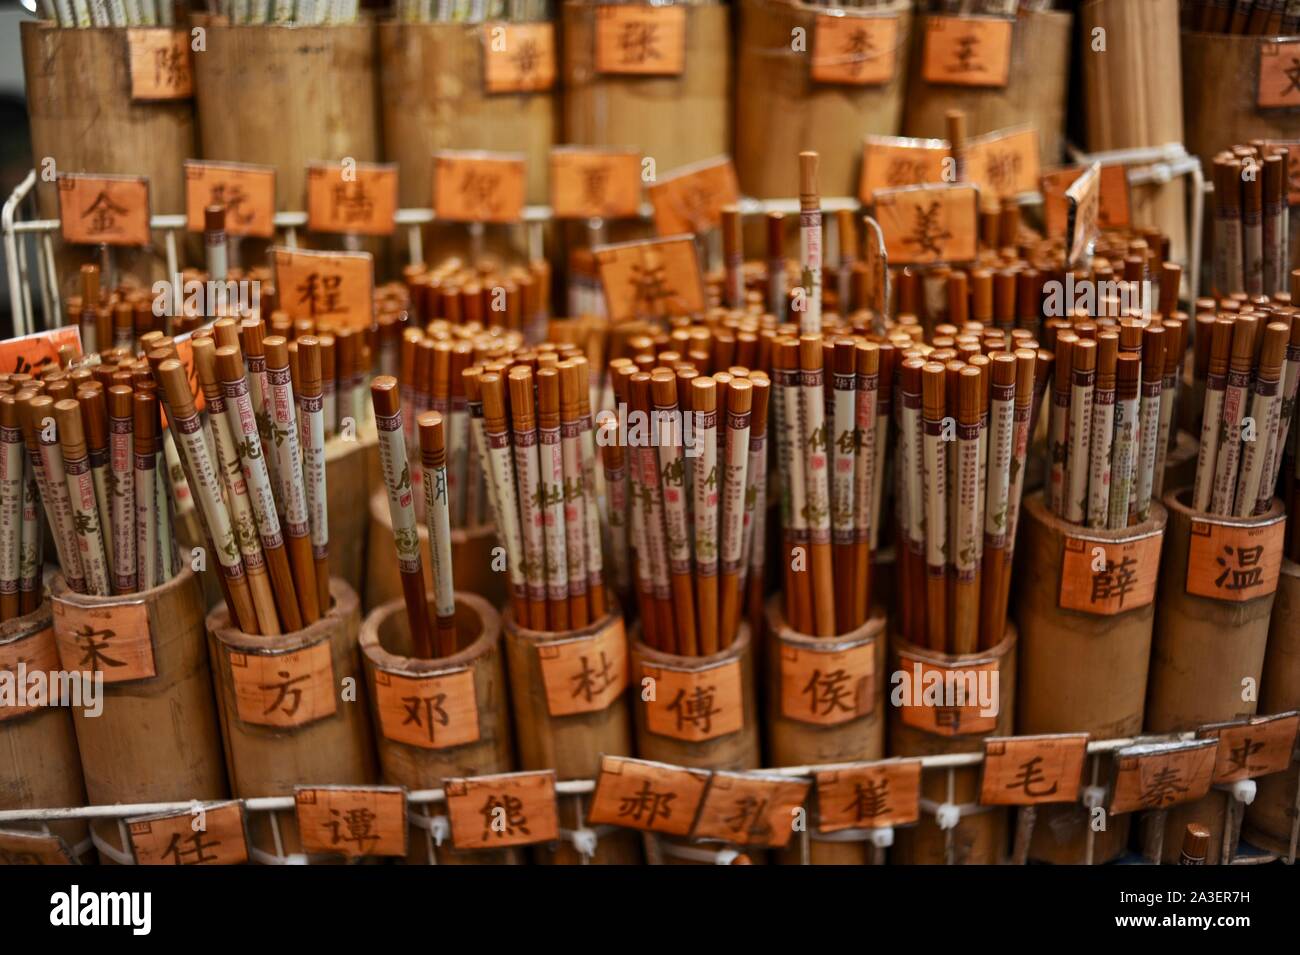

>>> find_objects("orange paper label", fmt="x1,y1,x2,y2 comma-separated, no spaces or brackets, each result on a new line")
895,652,1000,736
921,15,1013,88
295,786,408,858
874,183,978,265
646,156,740,237
227,640,336,729
0,326,82,378
127,801,248,866
979,733,1088,806
595,235,706,322
1257,40,1300,109
371,665,480,750
1185,514,1286,602
859,135,950,203
587,755,709,836
57,174,151,247
1200,713,1300,784
484,23,557,93
1109,740,1218,814
811,14,899,86
52,598,155,684
537,618,629,717
184,161,276,239
0,626,59,722
964,126,1040,201
272,247,373,333
306,162,398,237
1058,530,1163,615
127,29,193,100
550,148,643,220
641,658,744,742
0,829,76,865
690,771,810,848
444,770,559,850
433,151,527,224
815,759,922,831
1041,164,1131,238
594,5,686,76
779,639,875,726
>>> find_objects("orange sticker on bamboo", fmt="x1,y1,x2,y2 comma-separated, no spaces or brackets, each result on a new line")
1257,40,1300,109
964,127,1040,200
689,771,810,848
641,659,744,742
444,770,559,850
550,148,643,220
1199,713,1300,784
811,14,899,86
1185,513,1286,602
1109,740,1218,814
127,29,193,100
779,639,875,725
57,174,151,247
227,640,336,729
272,247,374,333
646,156,740,237
979,733,1088,806
0,326,82,378
370,665,479,750
306,162,397,237
295,786,408,858
0,626,59,721
52,598,155,684
127,801,248,866
873,184,978,265
1058,530,1163,615
484,22,556,93
0,829,76,865
537,618,629,717
433,151,527,224
815,759,922,831
586,755,709,836
594,5,686,76
184,161,276,239
895,652,1000,736
859,135,950,203
1041,164,1131,238
921,15,1013,88
595,235,706,322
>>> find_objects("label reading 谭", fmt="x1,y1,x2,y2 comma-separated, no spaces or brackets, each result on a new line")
371,665,480,750
1109,739,1217,814
779,639,875,725
271,247,374,333
295,786,408,859
444,770,559,850
873,183,979,265
433,151,527,224
1185,514,1286,602
57,174,151,248
1058,530,1163,615
127,801,248,866
184,161,276,239
537,617,629,717
979,734,1088,806
641,658,744,742
811,14,899,86
484,22,557,93
689,771,810,848
0,626,58,721
127,29,193,100
586,755,710,836
306,162,398,237
815,759,922,832
921,15,1013,88
52,598,155,684
227,639,336,729
594,5,686,76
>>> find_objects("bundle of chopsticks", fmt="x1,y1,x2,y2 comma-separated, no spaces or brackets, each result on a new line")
922,0,1057,13
1182,0,1300,33
211,0,359,25
34,0,177,27
1213,143,1291,301
396,0,551,22
403,258,551,339
66,263,202,356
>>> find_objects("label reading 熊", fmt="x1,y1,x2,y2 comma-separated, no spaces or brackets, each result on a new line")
444,770,559,850
979,734,1088,806
1185,515,1286,602
641,659,744,742
227,640,336,729
587,755,710,836
537,618,629,717
52,599,155,684
815,759,922,832
127,801,248,866
371,666,480,750
779,639,875,725
921,15,1013,88
1058,531,1162,615
811,15,898,86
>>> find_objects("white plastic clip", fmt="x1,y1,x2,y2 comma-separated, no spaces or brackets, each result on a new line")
714,848,741,865
1230,779,1257,806
568,827,599,859
935,803,961,830
868,826,895,848
1082,785,1108,810
429,814,450,847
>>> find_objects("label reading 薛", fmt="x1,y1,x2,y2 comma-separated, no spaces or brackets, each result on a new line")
1058,531,1163,615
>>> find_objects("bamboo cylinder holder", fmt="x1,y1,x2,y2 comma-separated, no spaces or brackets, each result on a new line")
0,600,92,863
326,434,375,601
503,600,640,864
359,590,519,864
207,578,376,864
49,567,227,865
887,624,1017,865
1163,430,1198,499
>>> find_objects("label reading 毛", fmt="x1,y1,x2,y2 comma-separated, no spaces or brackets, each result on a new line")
641,658,744,742
444,770,559,850
1109,739,1218,814
811,14,899,86
586,755,709,836
127,801,248,866
295,786,408,859
921,15,1013,88
227,640,336,729
537,618,629,717
52,599,154,684
779,639,875,726
1185,515,1286,602
979,734,1088,806
1058,531,1163,615
57,174,151,248
689,771,810,848
371,665,480,750
815,759,922,832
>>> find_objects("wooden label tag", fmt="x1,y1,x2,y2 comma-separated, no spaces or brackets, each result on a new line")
1109,739,1218,814
779,639,875,726
184,160,276,239
52,598,154,684
484,23,557,93
1058,530,1163,616
1185,514,1286,602
0,829,76,865
595,5,686,76
550,148,643,220
587,755,709,836
873,184,978,265
227,640,336,729
595,235,706,322
921,15,1013,88
646,156,740,237
127,801,248,866
537,617,628,717
859,135,950,204
0,626,58,722
0,326,82,379
811,14,899,86
433,151,527,223
57,174,151,247
1065,161,1102,268
979,733,1088,806
295,786,408,858
306,162,398,237
271,247,374,333
445,770,559,850
127,29,193,101
371,665,480,750
641,658,744,742
1258,40,1300,109
690,771,810,848
964,126,1040,201
1041,164,1131,238
1200,712,1300,784
895,651,1000,737
815,759,922,831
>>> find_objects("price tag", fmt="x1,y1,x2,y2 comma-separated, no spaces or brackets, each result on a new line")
1058,530,1163,615
483,22,556,93
305,162,397,237
226,640,336,729
127,28,193,101
646,156,739,237
587,755,709,836
1109,739,1217,814
595,5,686,76
1064,161,1101,269
550,148,643,220
640,658,744,742
921,15,1013,88
536,617,628,717
433,151,527,224
1185,512,1286,602
295,786,408,858
859,135,950,203
272,247,374,333
1257,40,1300,109
815,759,922,831
979,733,1088,806
57,174,151,247
689,771,810,848
595,235,706,322
445,770,559,850
0,327,82,379
0,625,58,722
1199,712,1300,784
0,829,77,865
778,639,874,725
895,651,1000,736
964,126,1040,201
1041,164,1130,239
184,161,276,239
127,801,248,866
52,598,154,684
811,14,899,86
371,665,480,750
873,183,978,265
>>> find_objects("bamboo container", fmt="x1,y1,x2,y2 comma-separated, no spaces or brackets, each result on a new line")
175,508,223,612
325,435,375,601
50,567,227,864
0,601,91,863
887,624,1017,865
359,590,519,864
207,579,376,863
503,599,640,864
734,0,913,199
1163,430,1199,500
765,596,887,865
